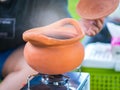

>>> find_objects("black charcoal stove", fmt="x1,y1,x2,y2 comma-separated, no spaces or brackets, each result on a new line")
21,71,90,90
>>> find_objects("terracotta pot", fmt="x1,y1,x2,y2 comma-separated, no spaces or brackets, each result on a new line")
23,18,85,75
76,0,119,19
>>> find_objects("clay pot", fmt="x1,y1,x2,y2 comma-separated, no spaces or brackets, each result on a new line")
23,18,85,75
76,0,119,19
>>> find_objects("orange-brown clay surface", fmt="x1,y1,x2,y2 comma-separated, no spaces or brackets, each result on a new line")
76,0,119,19
23,18,85,74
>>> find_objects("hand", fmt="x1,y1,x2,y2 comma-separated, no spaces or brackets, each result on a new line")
79,18,104,36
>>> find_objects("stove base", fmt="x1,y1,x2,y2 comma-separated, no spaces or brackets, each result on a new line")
21,72,90,90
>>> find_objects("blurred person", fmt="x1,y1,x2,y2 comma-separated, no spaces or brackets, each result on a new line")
0,0,104,90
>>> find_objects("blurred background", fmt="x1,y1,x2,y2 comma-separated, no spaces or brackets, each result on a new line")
68,0,80,19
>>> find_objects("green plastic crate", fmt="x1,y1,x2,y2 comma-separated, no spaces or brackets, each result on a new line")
81,67,120,90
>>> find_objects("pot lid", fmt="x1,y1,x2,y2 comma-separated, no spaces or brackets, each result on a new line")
76,0,119,19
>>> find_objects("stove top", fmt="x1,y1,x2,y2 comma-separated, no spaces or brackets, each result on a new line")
21,72,90,90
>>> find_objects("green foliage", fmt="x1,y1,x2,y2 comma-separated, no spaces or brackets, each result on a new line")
68,0,80,20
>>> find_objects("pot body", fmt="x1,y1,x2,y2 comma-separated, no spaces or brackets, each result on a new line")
24,41,84,75
23,18,85,75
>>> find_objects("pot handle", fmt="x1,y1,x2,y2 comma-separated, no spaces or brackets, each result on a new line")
50,18,85,39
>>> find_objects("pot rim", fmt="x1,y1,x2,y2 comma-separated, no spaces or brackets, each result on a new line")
23,18,85,46
23,28,84,46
